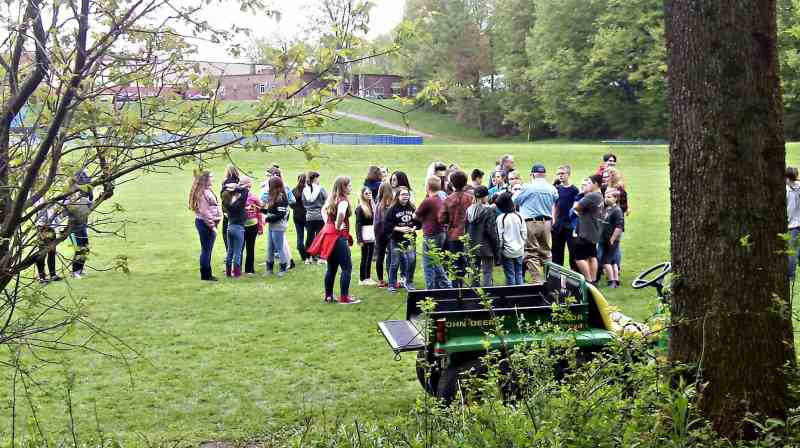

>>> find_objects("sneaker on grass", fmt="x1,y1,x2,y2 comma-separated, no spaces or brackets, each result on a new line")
338,295,360,305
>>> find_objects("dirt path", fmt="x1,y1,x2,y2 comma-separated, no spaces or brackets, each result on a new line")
335,111,435,138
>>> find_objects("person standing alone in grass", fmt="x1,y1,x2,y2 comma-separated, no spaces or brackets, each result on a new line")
416,176,451,290
290,174,307,263
551,165,579,270
496,192,527,285
513,163,558,284
221,177,249,278
439,170,473,288
262,177,290,277
373,181,394,288
190,170,222,281
303,171,327,264
385,187,420,292
355,187,376,285
307,176,360,304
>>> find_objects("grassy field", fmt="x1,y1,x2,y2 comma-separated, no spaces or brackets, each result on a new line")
2,142,795,445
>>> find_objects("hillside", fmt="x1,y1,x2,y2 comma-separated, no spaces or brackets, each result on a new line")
334,98,492,143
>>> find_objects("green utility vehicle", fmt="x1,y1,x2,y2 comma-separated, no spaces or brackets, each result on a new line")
377,261,670,400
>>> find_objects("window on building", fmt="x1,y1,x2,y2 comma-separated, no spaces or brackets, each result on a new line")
257,84,267,95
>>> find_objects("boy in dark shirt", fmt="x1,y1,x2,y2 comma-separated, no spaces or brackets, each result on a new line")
415,177,452,289
466,186,500,286
552,165,580,269
385,187,421,292
573,175,604,284
600,190,624,288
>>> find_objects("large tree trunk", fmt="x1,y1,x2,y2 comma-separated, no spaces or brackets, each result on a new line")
665,0,795,438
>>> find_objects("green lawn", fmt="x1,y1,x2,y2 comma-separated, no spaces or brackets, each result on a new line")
2,143,796,445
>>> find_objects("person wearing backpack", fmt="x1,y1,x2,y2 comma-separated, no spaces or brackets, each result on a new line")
495,192,527,285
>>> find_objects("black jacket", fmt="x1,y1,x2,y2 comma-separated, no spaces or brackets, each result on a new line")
222,189,248,226
466,203,500,259
384,202,420,247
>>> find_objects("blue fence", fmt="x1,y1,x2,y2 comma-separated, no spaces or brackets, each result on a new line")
204,132,423,146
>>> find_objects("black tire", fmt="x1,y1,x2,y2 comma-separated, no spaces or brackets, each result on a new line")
415,352,441,395
436,357,485,404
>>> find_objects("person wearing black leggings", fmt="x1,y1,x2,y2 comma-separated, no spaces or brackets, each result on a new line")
355,187,376,285
373,181,393,287
302,171,327,264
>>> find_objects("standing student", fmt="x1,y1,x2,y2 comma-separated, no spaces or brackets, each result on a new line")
34,197,62,283
600,190,624,288
222,178,248,278
220,165,240,251
415,176,451,289
496,192,527,285
373,181,394,288
466,186,500,287
364,166,382,199
513,163,558,283
385,187,420,292
303,171,327,264
552,165,580,269
487,169,508,203
573,176,604,284
787,167,800,280
470,169,485,190
355,187,376,285
307,176,360,304
290,174,308,263
190,170,222,281
242,177,264,275
262,176,290,276
439,170,473,288
66,189,91,279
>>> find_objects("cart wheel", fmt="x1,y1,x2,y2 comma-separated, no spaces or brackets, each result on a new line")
436,358,485,405
415,352,440,395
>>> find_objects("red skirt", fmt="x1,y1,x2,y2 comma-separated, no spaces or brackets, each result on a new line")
306,222,352,260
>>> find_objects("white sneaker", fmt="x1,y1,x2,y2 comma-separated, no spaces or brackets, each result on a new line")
304,259,313,265
361,278,377,286
71,272,82,279
317,259,327,265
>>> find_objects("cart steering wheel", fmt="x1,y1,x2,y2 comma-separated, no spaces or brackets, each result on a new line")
632,262,672,294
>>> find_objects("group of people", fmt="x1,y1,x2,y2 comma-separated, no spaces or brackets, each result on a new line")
188,153,631,304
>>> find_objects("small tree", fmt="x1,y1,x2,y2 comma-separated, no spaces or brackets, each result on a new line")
0,0,387,439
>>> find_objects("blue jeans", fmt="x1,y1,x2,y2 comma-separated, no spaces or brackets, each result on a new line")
295,221,307,260
325,237,352,297
267,229,289,264
445,239,467,288
389,240,417,287
502,255,524,285
195,219,216,278
71,225,89,273
790,228,800,279
423,233,451,289
226,224,245,267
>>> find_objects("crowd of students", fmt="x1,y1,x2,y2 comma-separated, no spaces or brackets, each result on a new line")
188,153,631,304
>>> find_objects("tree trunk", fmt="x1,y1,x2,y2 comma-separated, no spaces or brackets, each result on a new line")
665,0,795,438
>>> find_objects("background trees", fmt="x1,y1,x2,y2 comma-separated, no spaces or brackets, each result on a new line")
387,0,800,139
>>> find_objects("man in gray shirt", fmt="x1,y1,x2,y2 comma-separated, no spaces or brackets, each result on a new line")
573,175,604,284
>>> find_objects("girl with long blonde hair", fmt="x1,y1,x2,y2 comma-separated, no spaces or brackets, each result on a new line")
307,176,359,304
189,170,222,281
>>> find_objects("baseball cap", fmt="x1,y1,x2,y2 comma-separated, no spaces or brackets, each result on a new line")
474,186,489,199
531,163,546,174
